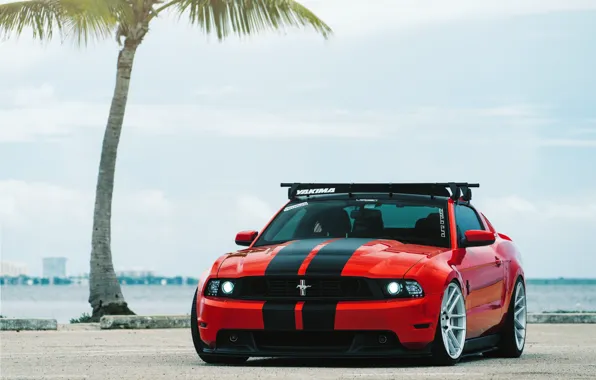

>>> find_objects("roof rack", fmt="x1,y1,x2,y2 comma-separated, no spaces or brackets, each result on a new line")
280,182,479,201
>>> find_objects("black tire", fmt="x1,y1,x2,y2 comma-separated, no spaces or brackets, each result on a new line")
484,277,527,358
429,280,466,366
190,288,249,365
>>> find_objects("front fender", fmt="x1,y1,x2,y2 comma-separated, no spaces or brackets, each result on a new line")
197,269,210,295
195,256,228,315
403,253,463,296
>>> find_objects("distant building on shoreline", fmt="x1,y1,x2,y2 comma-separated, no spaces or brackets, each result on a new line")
0,261,28,277
43,257,67,279
117,268,156,278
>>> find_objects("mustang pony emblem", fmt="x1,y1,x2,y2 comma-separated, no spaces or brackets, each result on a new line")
296,279,312,296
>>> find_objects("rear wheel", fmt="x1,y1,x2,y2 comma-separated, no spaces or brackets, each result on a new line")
485,277,527,358
430,280,467,366
190,288,248,365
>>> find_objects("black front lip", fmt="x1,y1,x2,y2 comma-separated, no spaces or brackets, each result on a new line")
201,329,433,359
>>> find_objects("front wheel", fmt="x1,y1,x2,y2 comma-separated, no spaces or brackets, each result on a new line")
190,288,248,365
430,280,467,366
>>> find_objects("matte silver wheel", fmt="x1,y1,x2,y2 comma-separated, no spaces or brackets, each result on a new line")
514,280,527,350
483,277,527,358
440,282,467,359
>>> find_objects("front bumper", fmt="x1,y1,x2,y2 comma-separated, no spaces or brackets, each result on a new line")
196,294,442,358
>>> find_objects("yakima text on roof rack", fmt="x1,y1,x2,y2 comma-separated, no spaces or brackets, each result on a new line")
280,182,480,201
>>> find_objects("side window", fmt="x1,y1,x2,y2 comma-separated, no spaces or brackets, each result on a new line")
455,205,484,240
481,213,496,232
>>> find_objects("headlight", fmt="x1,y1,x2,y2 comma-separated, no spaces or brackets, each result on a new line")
221,281,234,294
207,280,220,296
404,280,424,297
386,281,402,295
204,279,237,297
379,279,424,298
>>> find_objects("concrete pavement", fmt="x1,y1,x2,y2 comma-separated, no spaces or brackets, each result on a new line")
1,324,595,380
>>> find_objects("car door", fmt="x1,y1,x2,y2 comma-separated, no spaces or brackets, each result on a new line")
453,204,505,338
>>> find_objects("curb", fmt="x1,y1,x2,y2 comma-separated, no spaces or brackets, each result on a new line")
58,323,101,331
99,313,596,329
0,318,58,331
527,313,596,324
3,313,595,331
100,315,190,330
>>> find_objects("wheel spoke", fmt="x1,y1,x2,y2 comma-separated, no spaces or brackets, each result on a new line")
514,317,525,330
448,330,460,349
451,326,465,330
448,293,461,313
450,313,465,318
444,286,456,309
446,334,454,355
515,305,525,316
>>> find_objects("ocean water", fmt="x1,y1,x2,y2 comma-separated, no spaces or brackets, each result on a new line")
1,283,595,323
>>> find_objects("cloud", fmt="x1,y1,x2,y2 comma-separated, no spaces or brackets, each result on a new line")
569,125,596,135
0,180,90,228
0,39,51,73
0,179,175,228
4,90,588,150
538,139,596,147
0,87,555,143
194,85,242,97
479,195,596,221
235,195,277,228
0,179,193,273
132,189,175,217
299,0,596,36
0,101,383,141
11,83,56,107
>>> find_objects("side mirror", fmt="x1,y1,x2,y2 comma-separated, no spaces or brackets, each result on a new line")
235,230,258,246
461,230,496,248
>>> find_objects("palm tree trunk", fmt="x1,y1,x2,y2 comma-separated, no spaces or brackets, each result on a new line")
88,39,140,320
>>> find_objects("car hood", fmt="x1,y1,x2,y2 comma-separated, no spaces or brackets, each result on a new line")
217,237,450,278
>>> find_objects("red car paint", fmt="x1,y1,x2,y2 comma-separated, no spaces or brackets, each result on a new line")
192,187,525,359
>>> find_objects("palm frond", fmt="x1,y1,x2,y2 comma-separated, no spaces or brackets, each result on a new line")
61,0,133,46
0,0,64,40
160,0,332,40
0,0,132,46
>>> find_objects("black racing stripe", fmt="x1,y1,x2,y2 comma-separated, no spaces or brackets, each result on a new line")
262,302,296,330
304,238,375,276
264,238,331,276
302,301,338,331
300,239,373,331
262,238,330,330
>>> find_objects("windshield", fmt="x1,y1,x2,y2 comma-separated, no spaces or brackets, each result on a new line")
253,198,450,248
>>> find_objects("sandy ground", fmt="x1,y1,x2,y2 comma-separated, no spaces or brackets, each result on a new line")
1,324,595,380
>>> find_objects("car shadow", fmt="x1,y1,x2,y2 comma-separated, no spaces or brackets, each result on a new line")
204,354,486,368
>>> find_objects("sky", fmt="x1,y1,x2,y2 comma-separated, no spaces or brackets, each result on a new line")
0,0,595,278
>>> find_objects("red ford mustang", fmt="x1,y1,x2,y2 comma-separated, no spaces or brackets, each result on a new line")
190,182,527,366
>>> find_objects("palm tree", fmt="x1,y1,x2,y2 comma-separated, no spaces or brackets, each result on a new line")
0,0,331,321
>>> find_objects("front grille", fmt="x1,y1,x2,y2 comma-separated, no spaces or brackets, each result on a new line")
255,330,356,351
215,330,401,353
235,276,375,300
